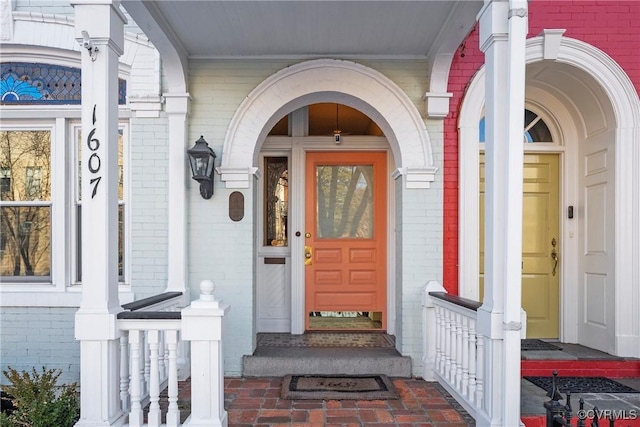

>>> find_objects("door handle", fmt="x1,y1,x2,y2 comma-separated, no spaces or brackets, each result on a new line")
551,249,558,276
551,237,558,276
304,245,313,266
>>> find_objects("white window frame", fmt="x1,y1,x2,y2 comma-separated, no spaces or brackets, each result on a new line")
0,115,133,307
69,121,131,287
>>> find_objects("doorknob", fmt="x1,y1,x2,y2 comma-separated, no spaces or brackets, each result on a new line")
304,245,313,266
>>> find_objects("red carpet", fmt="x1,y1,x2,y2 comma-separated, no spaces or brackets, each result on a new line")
522,360,640,378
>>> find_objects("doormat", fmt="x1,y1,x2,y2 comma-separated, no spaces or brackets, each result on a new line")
281,374,399,400
257,333,395,348
521,339,562,351
524,376,640,394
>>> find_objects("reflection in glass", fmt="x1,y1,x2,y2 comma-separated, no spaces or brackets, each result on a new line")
0,206,51,276
0,131,51,202
264,157,288,246
316,165,373,238
0,131,52,278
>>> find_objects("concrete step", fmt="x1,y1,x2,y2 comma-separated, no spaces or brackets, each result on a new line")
242,346,412,377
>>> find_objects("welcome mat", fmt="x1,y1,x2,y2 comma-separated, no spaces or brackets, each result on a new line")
524,376,640,394
521,339,562,351
281,374,399,400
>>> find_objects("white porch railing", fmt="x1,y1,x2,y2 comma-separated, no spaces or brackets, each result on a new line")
422,281,483,418
422,281,527,422
76,281,229,427
118,313,182,426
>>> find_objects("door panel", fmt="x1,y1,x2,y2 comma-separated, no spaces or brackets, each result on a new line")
480,153,560,338
579,135,615,353
305,151,387,330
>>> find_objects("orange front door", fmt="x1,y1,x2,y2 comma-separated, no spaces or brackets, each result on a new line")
304,151,387,330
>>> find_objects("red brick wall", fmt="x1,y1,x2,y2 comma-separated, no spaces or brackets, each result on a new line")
442,1,640,294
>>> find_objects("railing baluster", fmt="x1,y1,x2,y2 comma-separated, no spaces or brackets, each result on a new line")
454,312,463,391
449,312,458,384
147,329,161,426
143,331,150,397
468,317,477,403
476,332,484,409
435,306,443,374
119,333,130,412
460,315,470,397
166,330,180,427
158,330,167,382
128,330,143,427
444,309,452,381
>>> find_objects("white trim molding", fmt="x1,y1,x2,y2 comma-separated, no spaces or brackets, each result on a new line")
458,34,640,358
219,58,436,189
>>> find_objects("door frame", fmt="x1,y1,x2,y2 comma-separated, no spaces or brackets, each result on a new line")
258,135,396,335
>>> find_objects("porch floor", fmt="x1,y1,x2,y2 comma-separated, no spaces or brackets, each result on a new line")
168,336,640,426
520,340,640,424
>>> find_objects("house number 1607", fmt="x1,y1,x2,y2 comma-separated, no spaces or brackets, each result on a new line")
87,104,102,199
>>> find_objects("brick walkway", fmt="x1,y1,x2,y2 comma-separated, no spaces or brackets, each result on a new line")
179,377,474,426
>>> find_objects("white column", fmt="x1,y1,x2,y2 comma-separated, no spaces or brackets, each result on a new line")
71,0,126,425
476,0,528,426
182,280,230,427
164,93,191,299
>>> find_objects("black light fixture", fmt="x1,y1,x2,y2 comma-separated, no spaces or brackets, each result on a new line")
187,136,217,199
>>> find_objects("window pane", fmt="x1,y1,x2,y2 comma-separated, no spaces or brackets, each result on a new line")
0,206,51,277
316,165,373,238
479,110,554,144
75,204,125,281
264,157,288,247
0,131,51,201
527,119,553,143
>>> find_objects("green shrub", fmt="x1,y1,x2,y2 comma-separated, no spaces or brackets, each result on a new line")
1,367,78,427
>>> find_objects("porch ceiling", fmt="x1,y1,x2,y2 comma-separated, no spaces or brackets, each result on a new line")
122,1,481,59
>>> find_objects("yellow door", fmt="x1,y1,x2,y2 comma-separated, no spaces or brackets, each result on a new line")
305,152,387,330
480,153,560,338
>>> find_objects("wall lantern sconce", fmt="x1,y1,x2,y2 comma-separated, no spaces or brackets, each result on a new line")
187,136,217,199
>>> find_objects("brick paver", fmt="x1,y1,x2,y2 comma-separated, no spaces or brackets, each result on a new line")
178,377,474,426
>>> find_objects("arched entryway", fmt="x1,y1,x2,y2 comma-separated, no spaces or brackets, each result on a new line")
219,59,440,342
458,35,640,357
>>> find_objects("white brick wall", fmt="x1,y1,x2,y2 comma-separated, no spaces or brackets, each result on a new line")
129,117,170,298
0,308,79,385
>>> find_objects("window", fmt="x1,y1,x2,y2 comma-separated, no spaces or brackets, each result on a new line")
73,126,126,282
0,130,52,278
263,156,288,247
479,109,554,144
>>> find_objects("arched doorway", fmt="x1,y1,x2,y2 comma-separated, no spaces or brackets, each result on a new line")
458,35,640,356
219,59,440,339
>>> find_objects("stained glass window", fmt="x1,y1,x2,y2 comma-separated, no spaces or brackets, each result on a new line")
264,157,289,247
1,62,126,104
